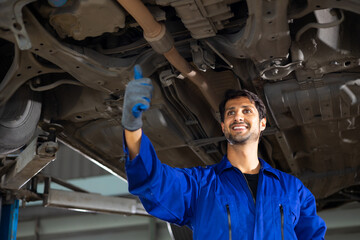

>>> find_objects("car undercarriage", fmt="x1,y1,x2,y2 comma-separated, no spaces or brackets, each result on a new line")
1,0,360,211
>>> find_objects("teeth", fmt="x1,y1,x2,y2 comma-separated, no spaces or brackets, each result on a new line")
233,126,246,130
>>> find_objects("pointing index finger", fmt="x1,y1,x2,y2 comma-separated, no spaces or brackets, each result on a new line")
134,65,143,80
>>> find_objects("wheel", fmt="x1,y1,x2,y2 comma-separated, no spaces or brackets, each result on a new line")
0,85,42,154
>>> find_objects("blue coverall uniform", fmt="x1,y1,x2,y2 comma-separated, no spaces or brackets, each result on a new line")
124,133,327,239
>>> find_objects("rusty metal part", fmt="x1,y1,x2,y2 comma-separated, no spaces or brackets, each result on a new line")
143,23,174,54
116,0,220,112
117,0,162,39
47,0,126,40
163,46,219,111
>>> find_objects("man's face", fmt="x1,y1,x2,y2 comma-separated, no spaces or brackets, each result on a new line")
221,97,266,145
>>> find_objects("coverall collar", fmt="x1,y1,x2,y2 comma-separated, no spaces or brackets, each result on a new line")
215,155,280,180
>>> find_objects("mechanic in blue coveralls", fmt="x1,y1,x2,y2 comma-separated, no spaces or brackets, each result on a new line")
121,66,326,239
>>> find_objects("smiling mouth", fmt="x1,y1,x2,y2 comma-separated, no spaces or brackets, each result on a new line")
233,126,246,130
231,123,249,131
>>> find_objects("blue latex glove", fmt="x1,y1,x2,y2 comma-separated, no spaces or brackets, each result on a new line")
121,65,153,131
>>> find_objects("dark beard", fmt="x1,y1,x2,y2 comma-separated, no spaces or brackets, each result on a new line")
225,132,251,145
224,125,260,145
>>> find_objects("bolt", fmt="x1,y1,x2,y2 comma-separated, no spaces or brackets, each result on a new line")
272,69,279,75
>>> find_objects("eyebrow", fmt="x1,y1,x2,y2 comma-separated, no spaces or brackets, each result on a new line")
225,105,256,111
225,107,236,111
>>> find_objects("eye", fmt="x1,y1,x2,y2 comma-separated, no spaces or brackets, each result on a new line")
243,109,252,114
227,110,235,116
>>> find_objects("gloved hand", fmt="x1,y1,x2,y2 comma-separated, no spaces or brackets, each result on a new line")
122,65,153,131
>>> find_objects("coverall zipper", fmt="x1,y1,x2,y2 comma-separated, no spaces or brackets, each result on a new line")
241,172,256,204
226,204,232,240
279,204,284,240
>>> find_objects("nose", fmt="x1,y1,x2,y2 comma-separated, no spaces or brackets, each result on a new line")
234,111,244,122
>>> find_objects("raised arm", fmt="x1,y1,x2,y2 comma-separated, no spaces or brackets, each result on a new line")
121,66,200,226
122,65,153,159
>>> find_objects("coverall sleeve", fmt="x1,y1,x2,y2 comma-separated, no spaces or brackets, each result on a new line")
124,133,200,226
294,180,327,239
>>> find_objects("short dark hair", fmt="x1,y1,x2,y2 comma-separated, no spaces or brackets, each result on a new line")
219,89,267,122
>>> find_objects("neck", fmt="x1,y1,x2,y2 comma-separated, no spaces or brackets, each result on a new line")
226,141,260,174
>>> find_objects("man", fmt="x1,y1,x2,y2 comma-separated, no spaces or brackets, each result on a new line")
122,66,326,239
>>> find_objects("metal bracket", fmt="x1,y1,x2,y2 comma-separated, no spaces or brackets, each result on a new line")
190,41,215,72
0,0,36,50
1,137,58,190
260,61,304,80
159,70,178,87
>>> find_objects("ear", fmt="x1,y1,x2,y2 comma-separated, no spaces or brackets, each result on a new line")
221,122,225,133
260,118,266,132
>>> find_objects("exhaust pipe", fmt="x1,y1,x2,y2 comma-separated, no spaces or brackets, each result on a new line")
116,0,219,113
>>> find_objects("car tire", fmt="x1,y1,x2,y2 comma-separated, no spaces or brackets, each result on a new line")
0,86,42,154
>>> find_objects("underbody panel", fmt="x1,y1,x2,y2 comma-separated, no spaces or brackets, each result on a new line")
1,0,360,209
